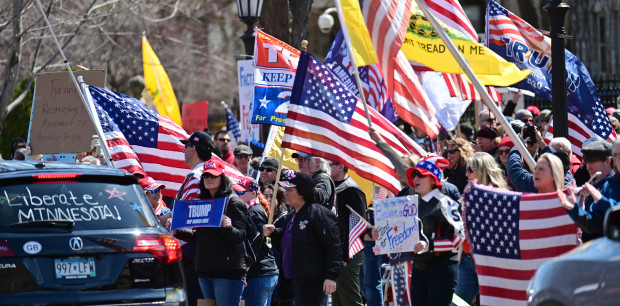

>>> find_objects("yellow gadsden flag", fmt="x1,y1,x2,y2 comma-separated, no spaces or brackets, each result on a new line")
338,0,379,67
402,3,530,87
264,126,374,206
142,35,182,126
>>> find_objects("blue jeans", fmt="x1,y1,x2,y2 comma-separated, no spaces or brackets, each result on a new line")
242,274,279,306
362,240,384,306
198,277,245,305
454,253,479,305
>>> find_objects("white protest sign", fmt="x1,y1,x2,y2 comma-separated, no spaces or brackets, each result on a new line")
374,195,419,254
237,59,260,144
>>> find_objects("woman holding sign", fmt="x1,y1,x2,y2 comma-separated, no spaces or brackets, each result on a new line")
174,159,250,305
263,171,341,306
406,156,465,306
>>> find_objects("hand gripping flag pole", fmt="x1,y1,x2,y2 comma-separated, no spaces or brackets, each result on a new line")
34,0,114,166
414,0,536,170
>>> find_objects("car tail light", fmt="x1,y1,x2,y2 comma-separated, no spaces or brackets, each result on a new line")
0,240,15,257
132,234,182,264
32,173,82,180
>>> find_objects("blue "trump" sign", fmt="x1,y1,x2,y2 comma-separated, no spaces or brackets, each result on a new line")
170,198,228,230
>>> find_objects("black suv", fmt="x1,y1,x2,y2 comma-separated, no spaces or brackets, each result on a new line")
0,161,186,305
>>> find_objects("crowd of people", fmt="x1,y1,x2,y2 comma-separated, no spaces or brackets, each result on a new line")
4,100,620,306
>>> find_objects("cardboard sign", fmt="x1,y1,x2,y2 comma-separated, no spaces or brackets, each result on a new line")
374,195,419,255
29,70,106,154
181,101,209,134
170,198,228,230
237,59,260,144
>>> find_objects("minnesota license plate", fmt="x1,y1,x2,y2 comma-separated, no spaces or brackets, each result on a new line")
54,257,96,279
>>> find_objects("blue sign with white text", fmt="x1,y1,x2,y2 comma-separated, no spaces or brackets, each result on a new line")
171,198,228,230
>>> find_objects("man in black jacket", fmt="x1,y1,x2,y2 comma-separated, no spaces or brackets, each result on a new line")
264,172,341,306
330,162,366,306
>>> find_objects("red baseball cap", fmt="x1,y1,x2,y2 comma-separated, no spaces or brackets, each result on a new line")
138,177,165,191
203,159,224,176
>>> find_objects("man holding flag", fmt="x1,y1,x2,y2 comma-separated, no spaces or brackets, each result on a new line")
329,161,367,306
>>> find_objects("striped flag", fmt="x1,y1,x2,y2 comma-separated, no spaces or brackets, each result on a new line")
443,73,503,103
348,212,368,258
486,0,616,159
427,0,478,41
464,184,578,305
88,86,190,198
360,0,440,138
283,52,425,194
390,259,412,306
88,86,244,199
225,107,242,143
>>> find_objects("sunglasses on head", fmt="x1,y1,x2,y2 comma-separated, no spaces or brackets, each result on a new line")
203,173,219,179
259,167,275,172
498,148,511,155
217,138,231,143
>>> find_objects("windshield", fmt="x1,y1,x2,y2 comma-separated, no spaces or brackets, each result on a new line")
0,181,159,231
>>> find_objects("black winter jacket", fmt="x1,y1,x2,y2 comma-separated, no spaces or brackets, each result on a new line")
271,202,341,282
246,203,279,278
174,183,249,279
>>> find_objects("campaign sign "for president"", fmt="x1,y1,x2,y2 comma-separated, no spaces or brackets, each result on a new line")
171,198,228,230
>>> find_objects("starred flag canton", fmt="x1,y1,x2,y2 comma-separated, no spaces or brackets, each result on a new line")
465,188,521,259
298,58,358,123
582,99,613,136
488,0,508,16
92,87,159,148
226,108,242,141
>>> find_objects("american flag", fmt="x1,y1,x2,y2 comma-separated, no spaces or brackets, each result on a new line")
361,0,440,138
443,73,503,103
324,30,393,120
348,212,368,258
486,0,616,159
427,0,478,42
282,52,425,194
88,86,190,198
390,259,412,306
464,184,578,305
225,107,241,143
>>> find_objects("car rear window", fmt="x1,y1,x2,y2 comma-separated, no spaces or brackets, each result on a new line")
0,181,159,231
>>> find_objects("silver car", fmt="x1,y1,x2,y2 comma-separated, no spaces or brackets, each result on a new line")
527,205,620,306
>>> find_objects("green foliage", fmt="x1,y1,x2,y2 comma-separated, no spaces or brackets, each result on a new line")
0,76,34,159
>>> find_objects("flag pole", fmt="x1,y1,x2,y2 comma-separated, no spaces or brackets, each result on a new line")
78,77,115,167
415,0,536,169
34,0,113,167
334,0,373,128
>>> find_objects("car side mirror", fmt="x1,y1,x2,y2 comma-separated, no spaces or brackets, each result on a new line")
604,205,620,241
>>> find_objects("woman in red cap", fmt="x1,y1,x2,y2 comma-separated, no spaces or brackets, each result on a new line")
405,156,465,306
174,159,250,305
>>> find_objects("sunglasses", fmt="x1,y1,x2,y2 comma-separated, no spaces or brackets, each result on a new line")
203,173,219,179
522,118,533,123
235,190,246,195
217,138,231,142
235,154,250,159
447,149,457,155
184,144,194,148
329,162,340,166
147,189,161,194
498,148,511,155
259,167,275,172
411,171,427,178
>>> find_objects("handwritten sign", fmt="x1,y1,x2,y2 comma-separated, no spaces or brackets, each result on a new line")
29,70,106,154
237,59,260,143
181,101,209,134
171,198,228,230
374,195,419,255
1,186,122,224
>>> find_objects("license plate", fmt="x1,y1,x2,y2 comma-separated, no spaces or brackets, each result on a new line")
54,257,96,279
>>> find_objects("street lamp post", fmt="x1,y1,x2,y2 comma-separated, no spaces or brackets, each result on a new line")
236,0,264,56
544,0,570,139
